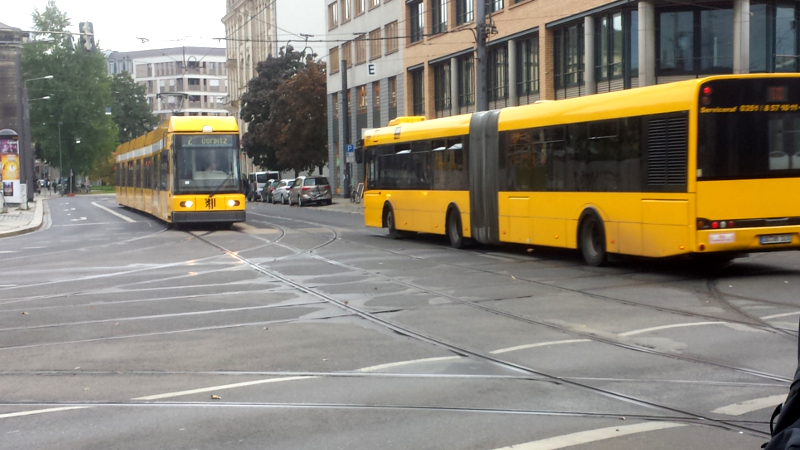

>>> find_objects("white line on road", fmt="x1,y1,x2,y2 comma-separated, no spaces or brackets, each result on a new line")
91,202,136,223
761,311,800,320
490,339,591,355
0,406,88,419
133,376,315,400
492,422,685,450
357,356,461,372
618,322,726,337
711,394,787,416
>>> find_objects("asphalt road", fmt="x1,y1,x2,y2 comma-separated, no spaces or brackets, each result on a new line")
1,194,798,449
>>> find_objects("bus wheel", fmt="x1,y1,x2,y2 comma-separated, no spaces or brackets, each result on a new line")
580,213,607,267
386,207,403,239
447,208,465,249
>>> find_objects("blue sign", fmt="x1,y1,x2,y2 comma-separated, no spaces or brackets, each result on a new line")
346,144,354,163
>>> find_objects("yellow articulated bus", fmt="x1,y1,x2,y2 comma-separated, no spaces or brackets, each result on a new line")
361,74,800,265
114,116,246,226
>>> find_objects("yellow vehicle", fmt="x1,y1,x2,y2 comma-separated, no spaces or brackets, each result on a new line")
114,116,246,226
361,74,800,265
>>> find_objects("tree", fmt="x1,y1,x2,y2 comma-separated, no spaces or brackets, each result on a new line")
109,72,159,143
240,47,327,175
22,0,117,182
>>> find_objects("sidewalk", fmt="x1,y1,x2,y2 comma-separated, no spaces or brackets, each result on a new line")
0,194,46,239
318,198,364,214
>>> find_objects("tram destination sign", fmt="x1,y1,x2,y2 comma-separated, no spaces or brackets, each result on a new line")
179,135,236,147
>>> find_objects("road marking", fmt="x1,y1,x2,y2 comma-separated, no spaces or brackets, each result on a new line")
492,422,685,450
619,322,725,337
357,356,461,372
762,311,800,320
133,376,314,400
712,394,787,416
0,251,18,254
92,202,136,223
491,339,591,355
0,406,88,419
69,217,87,222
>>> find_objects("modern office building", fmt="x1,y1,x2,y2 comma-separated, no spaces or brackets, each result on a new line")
222,0,279,174
326,0,405,196
403,0,797,119
106,47,229,122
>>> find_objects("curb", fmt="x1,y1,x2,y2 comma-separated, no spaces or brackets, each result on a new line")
0,198,45,239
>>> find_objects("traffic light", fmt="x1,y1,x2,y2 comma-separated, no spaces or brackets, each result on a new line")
78,22,94,52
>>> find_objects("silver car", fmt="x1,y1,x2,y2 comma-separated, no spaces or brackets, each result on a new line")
288,176,332,206
273,179,295,204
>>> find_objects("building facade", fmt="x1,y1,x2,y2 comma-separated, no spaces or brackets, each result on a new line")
107,47,229,123
326,0,406,196
403,0,799,119
222,0,279,175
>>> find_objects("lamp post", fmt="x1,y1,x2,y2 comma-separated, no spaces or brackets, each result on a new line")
22,75,54,202
58,121,63,196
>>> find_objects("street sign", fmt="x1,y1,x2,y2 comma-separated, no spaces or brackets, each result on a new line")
346,144,354,163
367,63,376,76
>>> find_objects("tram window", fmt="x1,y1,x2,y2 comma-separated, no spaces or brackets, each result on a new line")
160,150,169,190
153,153,160,191
144,157,151,189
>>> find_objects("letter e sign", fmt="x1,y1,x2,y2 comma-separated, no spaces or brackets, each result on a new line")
367,63,377,76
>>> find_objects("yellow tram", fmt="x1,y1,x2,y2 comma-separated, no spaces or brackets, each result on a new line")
114,116,246,225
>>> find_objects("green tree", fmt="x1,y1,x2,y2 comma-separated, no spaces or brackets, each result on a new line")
22,0,117,182
110,72,159,143
240,47,325,174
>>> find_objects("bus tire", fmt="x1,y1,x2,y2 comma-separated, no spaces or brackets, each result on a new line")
386,206,403,240
579,211,607,267
447,208,465,249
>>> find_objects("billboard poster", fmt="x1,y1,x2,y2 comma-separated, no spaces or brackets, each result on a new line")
0,139,18,155
1,152,21,203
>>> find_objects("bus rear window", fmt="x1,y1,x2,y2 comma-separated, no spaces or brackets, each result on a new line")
698,78,800,180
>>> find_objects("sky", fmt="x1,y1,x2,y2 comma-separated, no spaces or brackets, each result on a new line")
3,0,325,54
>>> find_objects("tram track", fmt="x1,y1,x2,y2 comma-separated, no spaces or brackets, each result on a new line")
225,216,794,383
191,226,780,438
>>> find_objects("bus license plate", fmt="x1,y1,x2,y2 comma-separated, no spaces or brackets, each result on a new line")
760,234,793,245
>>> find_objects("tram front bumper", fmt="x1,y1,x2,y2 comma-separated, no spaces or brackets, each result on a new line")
172,211,246,224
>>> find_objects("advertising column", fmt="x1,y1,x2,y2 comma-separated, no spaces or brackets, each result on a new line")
1,138,22,203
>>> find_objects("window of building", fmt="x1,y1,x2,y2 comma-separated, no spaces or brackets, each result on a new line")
341,0,351,23
355,35,367,64
328,2,338,29
432,0,448,35
489,45,509,107
369,29,382,60
657,6,733,76
411,68,425,116
330,47,340,73
596,12,623,81
357,85,368,113
433,63,451,117
456,0,473,26
332,92,339,119
355,0,365,16
388,76,398,121
409,1,424,43
371,0,380,9
342,41,353,67
385,21,399,54
491,0,503,12
554,22,584,90
373,81,381,127
750,3,800,73
457,55,475,113
517,35,539,103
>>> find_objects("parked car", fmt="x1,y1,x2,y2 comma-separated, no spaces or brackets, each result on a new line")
248,171,280,201
273,179,295,204
264,179,279,203
288,176,332,206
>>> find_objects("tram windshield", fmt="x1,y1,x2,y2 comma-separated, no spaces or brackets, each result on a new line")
174,134,241,194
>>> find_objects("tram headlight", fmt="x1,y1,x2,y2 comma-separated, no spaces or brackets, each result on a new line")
180,200,193,208
228,199,240,207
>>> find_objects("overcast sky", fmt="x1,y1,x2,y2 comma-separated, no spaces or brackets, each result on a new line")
3,0,325,54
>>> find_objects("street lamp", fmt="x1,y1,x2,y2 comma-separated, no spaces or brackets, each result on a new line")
58,121,63,196
22,75,54,202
